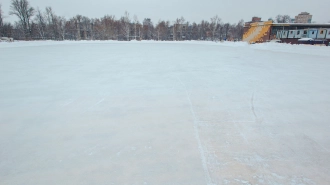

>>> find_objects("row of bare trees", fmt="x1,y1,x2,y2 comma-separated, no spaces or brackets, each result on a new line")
272,15,292,23
0,4,14,37
1,0,244,41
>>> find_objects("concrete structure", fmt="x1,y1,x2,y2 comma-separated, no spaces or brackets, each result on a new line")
169,23,190,41
295,12,313,23
243,17,330,44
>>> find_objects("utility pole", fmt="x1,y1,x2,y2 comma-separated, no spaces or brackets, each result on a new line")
173,25,175,41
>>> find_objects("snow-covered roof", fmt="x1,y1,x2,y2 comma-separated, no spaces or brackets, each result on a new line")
272,23,330,27
298,38,314,41
270,40,281,42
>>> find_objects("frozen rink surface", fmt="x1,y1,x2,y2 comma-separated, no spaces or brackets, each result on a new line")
1,41,330,185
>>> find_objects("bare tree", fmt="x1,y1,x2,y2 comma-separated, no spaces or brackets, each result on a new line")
34,8,46,39
45,7,59,39
210,15,221,41
4,1,249,42
179,17,185,40
173,16,185,40
223,23,230,40
81,16,91,40
0,4,4,36
0,4,13,38
156,20,161,40
142,18,153,40
199,20,209,40
133,15,139,40
236,19,244,40
66,18,77,40
275,14,291,23
9,0,34,39
94,15,116,40
155,20,168,40
0,4,3,28
75,15,82,40
120,11,130,40
1,23,13,37
136,21,142,40
90,18,95,40
190,22,199,40
283,15,291,23
57,16,66,40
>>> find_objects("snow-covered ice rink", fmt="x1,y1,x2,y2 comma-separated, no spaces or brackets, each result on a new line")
1,41,330,185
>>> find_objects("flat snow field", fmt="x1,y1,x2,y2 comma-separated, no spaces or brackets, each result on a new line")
1,41,330,185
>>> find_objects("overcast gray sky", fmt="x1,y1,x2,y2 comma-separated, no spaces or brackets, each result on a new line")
1,0,329,24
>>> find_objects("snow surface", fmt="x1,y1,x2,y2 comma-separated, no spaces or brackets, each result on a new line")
1,41,330,185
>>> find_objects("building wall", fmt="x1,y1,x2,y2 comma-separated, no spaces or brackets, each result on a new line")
277,28,330,45
277,28,330,38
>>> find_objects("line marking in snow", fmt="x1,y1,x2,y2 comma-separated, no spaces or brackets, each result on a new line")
84,98,105,112
92,98,105,108
63,98,76,106
251,92,258,120
177,77,213,185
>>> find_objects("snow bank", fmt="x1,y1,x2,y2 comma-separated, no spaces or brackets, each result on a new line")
250,42,330,57
1,40,327,57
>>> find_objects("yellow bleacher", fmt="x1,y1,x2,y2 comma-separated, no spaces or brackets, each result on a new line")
243,26,257,40
244,21,272,43
250,25,271,43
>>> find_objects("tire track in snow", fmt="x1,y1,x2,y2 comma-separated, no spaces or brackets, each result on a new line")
251,92,258,120
177,77,213,185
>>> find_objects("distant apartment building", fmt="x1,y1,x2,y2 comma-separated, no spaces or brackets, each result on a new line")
170,23,189,40
295,12,312,23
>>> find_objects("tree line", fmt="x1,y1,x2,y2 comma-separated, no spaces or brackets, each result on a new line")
0,0,245,41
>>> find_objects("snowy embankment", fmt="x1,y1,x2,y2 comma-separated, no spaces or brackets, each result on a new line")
250,42,330,57
1,41,330,185
1,40,328,56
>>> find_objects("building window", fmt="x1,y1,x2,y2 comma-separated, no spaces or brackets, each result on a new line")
312,31,315,34
290,31,293,34
321,30,324,34
304,30,307,34
297,31,300,34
